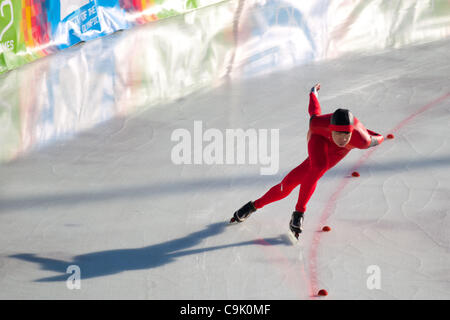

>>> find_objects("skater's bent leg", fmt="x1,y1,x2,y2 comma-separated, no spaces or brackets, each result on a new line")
295,135,329,213
253,159,310,209
295,165,327,212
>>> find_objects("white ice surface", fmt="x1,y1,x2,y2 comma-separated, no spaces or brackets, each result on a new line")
0,39,449,299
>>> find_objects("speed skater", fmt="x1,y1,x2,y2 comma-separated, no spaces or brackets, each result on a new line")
230,83,385,236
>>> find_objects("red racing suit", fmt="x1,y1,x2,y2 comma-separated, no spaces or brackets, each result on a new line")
253,91,384,213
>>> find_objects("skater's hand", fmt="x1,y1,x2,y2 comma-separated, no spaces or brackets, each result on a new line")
311,83,321,94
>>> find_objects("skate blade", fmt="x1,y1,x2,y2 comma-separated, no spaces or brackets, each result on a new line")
287,230,301,244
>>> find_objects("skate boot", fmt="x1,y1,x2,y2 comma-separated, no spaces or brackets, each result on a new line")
230,201,257,224
289,211,304,239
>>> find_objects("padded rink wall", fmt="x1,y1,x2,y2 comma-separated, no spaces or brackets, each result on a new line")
0,0,449,163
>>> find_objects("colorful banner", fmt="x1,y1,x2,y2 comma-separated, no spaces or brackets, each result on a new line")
0,0,222,74
0,0,26,73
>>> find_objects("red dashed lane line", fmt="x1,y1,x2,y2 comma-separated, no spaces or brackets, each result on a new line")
391,93,450,133
308,92,450,298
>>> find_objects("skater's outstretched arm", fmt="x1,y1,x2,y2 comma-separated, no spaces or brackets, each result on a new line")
351,120,385,149
366,129,384,147
309,83,321,118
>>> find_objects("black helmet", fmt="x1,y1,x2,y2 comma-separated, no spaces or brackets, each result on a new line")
330,109,355,132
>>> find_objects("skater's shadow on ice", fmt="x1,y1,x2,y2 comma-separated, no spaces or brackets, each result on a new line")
9,222,290,282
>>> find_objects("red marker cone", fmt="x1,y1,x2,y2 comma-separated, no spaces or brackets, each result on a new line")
322,226,331,232
352,171,360,177
318,289,328,296
387,134,394,139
